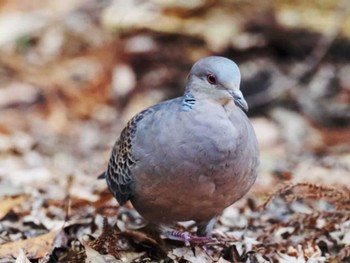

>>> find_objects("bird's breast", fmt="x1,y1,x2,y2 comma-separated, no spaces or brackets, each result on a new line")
130,100,258,223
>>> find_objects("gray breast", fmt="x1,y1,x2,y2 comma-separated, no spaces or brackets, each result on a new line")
128,100,258,223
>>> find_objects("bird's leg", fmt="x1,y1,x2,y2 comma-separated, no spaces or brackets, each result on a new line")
160,225,216,246
163,229,215,246
196,218,216,237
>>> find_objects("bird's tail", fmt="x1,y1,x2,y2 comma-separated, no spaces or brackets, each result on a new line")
97,171,106,179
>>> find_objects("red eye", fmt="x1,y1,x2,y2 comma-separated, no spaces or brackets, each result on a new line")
207,74,217,84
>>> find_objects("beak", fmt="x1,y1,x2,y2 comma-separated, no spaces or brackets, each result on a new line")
229,89,249,112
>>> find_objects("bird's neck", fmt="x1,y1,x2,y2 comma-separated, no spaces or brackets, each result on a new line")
185,91,232,107
181,91,196,111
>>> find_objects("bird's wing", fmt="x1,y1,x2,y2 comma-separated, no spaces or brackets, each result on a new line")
105,107,155,205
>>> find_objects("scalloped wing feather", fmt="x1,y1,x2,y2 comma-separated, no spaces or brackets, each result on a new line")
106,108,154,205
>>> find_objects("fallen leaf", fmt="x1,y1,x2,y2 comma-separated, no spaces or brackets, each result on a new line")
0,229,60,259
0,195,25,220
83,240,116,263
15,249,31,263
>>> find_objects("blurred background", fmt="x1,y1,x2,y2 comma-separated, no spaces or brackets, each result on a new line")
0,0,350,261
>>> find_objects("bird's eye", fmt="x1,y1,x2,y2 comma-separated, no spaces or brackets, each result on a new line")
207,74,217,84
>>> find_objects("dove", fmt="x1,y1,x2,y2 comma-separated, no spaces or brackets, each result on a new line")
100,56,259,245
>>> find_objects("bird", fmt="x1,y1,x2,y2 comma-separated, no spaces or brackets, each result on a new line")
100,56,259,245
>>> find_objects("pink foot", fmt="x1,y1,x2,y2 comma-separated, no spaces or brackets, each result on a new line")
164,230,217,246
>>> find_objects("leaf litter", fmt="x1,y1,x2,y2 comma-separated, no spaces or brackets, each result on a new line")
0,0,350,262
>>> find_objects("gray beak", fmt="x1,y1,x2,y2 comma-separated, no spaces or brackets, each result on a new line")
229,89,249,112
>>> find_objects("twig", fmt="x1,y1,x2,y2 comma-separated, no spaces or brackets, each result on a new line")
64,174,74,224
297,0,350,82
248,0,350,108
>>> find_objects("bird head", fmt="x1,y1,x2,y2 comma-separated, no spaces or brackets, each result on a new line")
186,56,248,112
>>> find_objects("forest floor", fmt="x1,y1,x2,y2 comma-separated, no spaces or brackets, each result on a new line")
0,0,350,262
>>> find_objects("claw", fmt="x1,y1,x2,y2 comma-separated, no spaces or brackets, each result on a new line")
164,230,217,246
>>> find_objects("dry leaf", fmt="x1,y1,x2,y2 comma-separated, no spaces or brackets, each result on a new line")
0,195,25,220
83,240,116,263
0,229,60,259
15,249,31,263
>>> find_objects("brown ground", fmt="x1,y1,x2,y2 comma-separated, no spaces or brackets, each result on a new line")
0,0,349,262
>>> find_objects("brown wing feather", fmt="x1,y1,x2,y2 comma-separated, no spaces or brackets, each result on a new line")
105,108,154,205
